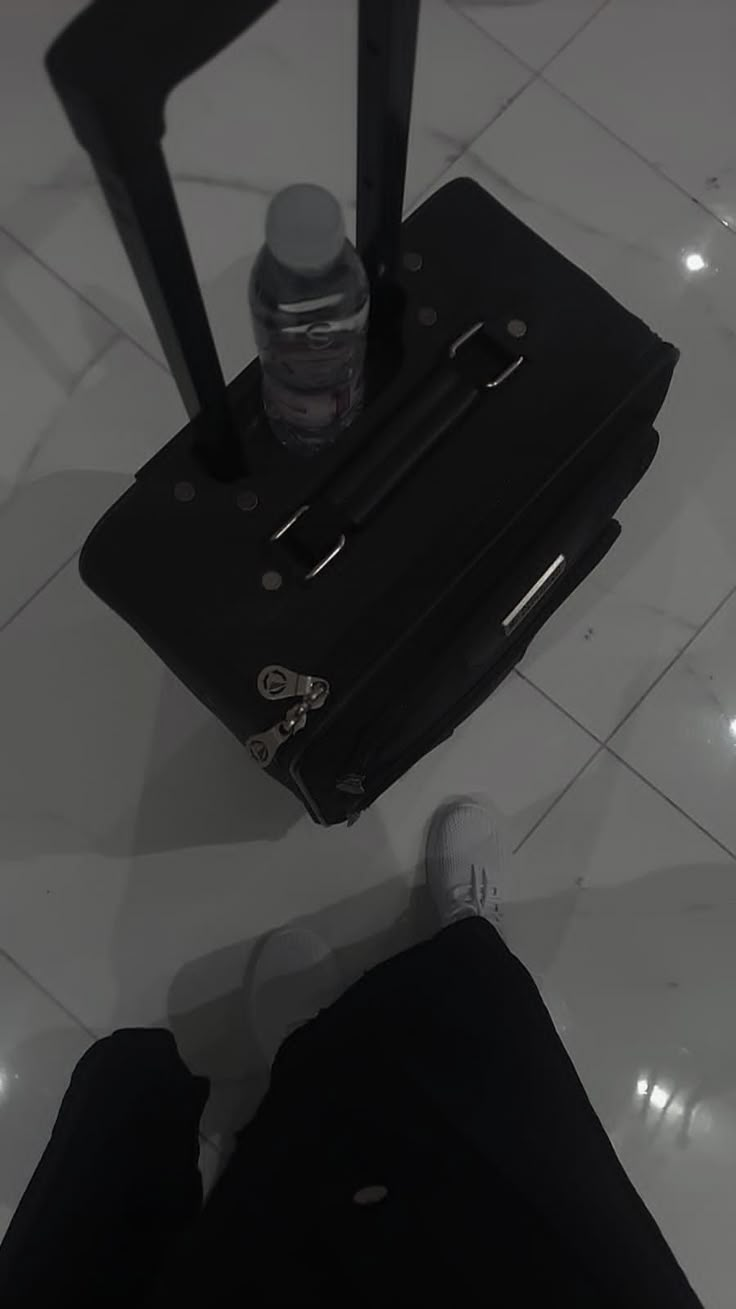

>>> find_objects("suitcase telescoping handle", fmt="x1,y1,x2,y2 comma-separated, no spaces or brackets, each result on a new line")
46,0,278,476
46,0,420,476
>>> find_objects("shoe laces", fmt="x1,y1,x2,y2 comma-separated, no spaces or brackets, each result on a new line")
466,862,490,914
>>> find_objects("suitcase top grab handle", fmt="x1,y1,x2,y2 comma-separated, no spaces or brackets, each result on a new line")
45,0,420,475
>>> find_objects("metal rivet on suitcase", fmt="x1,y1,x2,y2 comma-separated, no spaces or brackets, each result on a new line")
173,481,195,502
261,570,283,591
402,251,422,272
506,318,528,339
417,305,437,326
236,489,259,512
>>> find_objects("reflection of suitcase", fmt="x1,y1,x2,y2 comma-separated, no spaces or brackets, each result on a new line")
47,0,678,824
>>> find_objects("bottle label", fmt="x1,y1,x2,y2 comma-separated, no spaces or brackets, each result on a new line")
265,371,363,431
263,308,368,433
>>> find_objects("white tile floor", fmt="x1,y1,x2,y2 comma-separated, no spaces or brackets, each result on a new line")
0,2,734,1305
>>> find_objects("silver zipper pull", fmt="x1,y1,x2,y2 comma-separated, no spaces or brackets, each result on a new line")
249,666,331,769
247,701,309,768
258,664,329,708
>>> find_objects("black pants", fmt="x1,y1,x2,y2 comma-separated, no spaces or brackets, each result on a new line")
0,919,702,1307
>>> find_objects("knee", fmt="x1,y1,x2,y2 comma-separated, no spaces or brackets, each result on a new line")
71,1028,184,1092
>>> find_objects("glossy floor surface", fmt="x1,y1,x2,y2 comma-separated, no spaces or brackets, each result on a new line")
1,3,735,1303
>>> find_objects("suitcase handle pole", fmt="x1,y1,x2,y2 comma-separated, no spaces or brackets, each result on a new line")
357,0,420,316
46,0,421,474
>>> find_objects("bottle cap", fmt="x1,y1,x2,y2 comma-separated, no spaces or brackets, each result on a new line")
265,184,345,273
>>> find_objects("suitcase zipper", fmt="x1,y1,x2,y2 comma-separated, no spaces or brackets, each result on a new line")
246,665,330,768
256,664,330,705
338,658,506,796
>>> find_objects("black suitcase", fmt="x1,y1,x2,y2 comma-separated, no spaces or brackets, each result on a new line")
47,0,678,825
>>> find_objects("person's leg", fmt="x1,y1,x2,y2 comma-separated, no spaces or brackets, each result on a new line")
190,798,700,1308
145,927,357,1306
344,913,702,1305
352,798,700,1308
96,798,699,1308
0,1028,209,1309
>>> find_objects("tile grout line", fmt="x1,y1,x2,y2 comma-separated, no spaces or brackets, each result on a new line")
0,222,171,378
513,577,736,856
410,61,541,220
450,0,736,243
600,576,736,749
512,741,605,854
534,0,612,78
518,574,736,758
494,70,545,152
516,667,604,745
440,9,736,268
448,0,611,81
538,71,736,240
442,1,537,78
0,946,98,1042
0,549,82,637
513,580,736,855
605,747,736,860
513,731,736,862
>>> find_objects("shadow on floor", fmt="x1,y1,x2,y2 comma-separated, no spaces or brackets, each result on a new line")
166,876,435,1147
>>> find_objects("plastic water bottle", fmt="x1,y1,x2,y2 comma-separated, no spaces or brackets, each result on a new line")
249,184,370,454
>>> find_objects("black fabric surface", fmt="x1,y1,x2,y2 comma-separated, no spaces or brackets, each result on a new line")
0,919,702,1307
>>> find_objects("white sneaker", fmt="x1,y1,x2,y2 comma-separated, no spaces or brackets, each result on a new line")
249,927,343,1066
426,799,510,934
